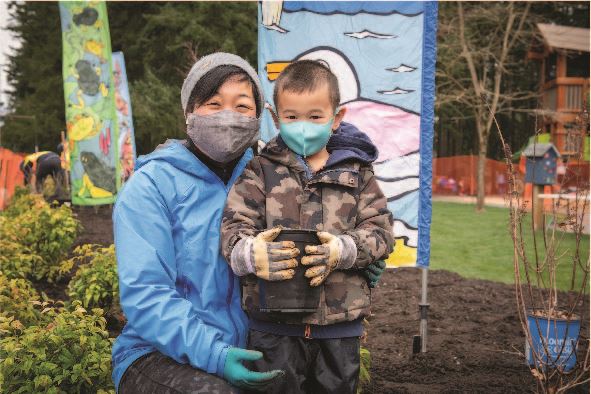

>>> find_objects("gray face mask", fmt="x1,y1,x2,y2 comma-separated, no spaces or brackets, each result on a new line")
186,110,260,164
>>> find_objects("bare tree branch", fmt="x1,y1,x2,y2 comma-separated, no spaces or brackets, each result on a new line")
458,2,484,100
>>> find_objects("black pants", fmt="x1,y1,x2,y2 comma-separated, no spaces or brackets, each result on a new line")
35,154,63,189
246,330,360,394
119,351,240,394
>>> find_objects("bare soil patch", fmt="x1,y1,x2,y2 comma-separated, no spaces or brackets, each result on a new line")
366,269,589,393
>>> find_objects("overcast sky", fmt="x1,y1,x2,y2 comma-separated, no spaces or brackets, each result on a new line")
0,2,21,111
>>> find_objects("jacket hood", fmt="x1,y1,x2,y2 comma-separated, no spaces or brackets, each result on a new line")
135,139,252,180
325,121,378,167
260,121,378,170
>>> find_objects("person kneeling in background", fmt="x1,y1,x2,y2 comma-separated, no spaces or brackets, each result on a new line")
20,149,65,198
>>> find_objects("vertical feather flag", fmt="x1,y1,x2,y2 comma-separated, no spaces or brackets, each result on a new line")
258,1,438,267
59,1,119,205
112,51,137,184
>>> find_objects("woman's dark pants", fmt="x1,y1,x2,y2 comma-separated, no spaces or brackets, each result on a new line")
119,351,239,394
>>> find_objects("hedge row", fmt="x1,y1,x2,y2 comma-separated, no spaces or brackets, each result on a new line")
0,191,118,393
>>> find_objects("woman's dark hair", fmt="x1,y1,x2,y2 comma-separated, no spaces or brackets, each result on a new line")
186,65,260,117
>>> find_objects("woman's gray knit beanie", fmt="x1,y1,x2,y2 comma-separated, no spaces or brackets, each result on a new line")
181,52,264,115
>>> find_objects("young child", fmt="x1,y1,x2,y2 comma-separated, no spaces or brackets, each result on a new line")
221,60,394,394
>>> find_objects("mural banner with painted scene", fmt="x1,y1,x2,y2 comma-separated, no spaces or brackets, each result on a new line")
112,51,137,184
59,1,119,205
258,1,437,267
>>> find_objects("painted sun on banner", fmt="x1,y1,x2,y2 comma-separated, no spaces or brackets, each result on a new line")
258,1,437,267
59,2,119,205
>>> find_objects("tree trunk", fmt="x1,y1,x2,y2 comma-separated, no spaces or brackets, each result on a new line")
476,120,487,211
476,144,487,211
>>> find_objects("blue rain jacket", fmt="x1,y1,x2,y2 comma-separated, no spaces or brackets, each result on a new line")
111,140,251,390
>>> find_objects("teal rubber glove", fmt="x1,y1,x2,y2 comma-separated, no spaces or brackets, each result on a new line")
223,347,284,391
364,260,386,288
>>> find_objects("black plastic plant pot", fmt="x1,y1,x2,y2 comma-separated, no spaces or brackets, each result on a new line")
258,229,322,313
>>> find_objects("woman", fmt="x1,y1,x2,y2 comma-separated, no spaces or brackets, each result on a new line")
112,53,282,393
112,52,385,393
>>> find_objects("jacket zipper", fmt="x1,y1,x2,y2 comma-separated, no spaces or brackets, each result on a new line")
189,153,245,346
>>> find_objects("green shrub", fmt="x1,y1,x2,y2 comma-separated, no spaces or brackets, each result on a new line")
0,272,43,328
0,197,79,282
0,238,44,280
358,346,371,393
0,301,115,393
61,245,119,312
1,187,38,218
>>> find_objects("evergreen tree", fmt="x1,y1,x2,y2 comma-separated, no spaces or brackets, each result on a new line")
3,2,64,152
2,1,257,154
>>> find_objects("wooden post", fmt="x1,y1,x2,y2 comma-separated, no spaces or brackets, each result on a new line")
533,184,544,231
60,131,70,191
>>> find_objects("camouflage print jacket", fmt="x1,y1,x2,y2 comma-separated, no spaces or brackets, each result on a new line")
221,123,394,325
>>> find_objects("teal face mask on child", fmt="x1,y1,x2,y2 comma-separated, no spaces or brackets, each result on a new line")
278,118,334,157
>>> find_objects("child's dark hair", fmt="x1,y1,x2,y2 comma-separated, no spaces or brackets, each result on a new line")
273,60,340,111
186,65,261,117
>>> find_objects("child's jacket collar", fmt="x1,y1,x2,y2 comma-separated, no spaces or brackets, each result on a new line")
260,136,361,189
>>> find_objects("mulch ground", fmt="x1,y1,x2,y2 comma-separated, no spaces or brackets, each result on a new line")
367,270,589,393
73,205,115,246
68,205,590,393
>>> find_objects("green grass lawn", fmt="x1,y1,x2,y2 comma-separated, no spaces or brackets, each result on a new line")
430,201,590,292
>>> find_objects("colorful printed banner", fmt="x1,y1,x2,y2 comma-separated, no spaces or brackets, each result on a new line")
112,52,137,183
59,2,119,205
258,1,437,267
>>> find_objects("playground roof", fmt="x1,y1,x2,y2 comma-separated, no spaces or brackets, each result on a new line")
537,23,590,53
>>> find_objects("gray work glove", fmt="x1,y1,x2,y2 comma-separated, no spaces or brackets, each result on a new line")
230,227,299,281
301,232,357,287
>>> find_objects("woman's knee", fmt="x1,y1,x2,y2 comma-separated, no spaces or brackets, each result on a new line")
119,352,239,394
